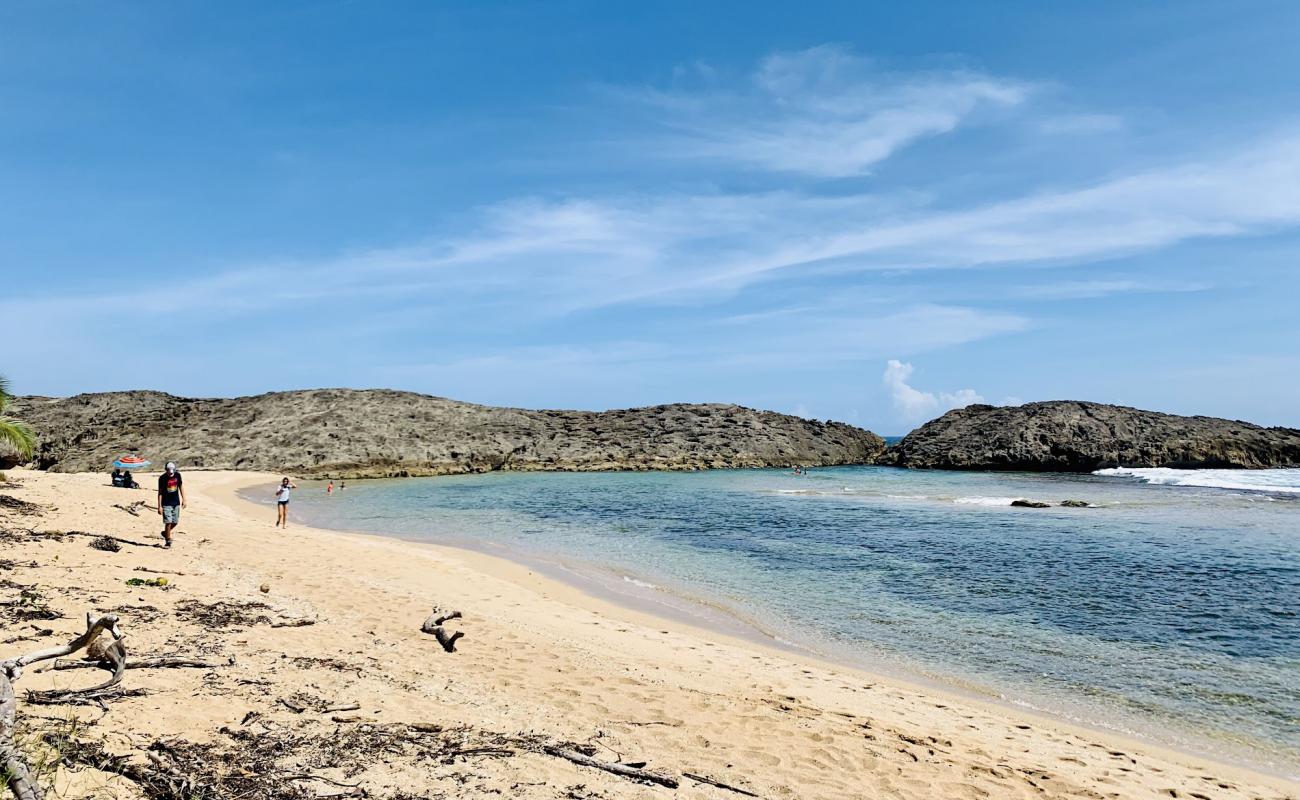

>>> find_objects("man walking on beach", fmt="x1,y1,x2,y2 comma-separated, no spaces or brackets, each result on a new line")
157,461,185,548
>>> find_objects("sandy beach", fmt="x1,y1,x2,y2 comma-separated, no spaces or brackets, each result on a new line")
2,468,1295,800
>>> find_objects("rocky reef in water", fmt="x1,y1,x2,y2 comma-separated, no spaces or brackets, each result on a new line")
886,400,1300,472
9,389,887,477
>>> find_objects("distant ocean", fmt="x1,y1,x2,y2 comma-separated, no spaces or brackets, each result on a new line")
246,465,1300,776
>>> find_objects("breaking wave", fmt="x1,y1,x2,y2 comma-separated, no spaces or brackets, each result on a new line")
1093,467,1300,494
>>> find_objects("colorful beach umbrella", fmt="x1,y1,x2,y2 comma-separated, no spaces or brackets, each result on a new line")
112,455,152,469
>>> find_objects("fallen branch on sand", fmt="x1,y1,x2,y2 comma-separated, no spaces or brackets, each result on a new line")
2,612,127,800
269,617,317,629
112,501,148,517
542,745,679,788
420,607,465,652
684,771,761,796
54,530,154,549
44,655,234,673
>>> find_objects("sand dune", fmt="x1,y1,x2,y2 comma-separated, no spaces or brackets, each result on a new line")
1,469,1294,799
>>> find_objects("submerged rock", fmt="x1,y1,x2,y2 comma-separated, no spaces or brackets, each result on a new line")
886,401,1300,472
11,389,886,477
1010,499,1051,508
1059,499,1090,508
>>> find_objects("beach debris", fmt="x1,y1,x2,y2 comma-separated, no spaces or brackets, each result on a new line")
542,745,679,788
1060,499,1090,508
2,612,128,799
112,500,148,517
269,616,316,629
259,582,271,593
45,654,234,673
420,606,465,653
53,529,153,548
126,577,169,588
174,599,273,628
683,771,762,797
0,495,42,517
1009,500,1051,508
134,566,186,576
88,535,122,552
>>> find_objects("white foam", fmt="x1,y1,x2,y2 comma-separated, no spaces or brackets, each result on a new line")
622,576,660,590
953,496,1019,507
1093,467,1300,494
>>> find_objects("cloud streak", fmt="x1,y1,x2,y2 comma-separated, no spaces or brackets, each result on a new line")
636,45,1030,177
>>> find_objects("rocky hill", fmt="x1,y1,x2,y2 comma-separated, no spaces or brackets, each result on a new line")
887,401,1300,471
8,390,886,477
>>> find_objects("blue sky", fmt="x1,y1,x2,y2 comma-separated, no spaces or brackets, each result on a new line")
3,1,1299,433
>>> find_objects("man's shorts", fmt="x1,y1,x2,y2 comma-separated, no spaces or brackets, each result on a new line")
162,505,180,524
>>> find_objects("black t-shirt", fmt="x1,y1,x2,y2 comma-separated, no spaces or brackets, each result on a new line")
158,471,183,507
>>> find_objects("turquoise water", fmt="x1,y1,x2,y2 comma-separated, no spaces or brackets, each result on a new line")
250,466,1300,774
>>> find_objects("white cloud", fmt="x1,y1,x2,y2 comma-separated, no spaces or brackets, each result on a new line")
1011,279,1214,300
883,360,985,421
638,45,1031,178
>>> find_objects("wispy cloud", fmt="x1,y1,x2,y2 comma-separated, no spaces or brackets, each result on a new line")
633,45,1031,178
1011,278,1214,300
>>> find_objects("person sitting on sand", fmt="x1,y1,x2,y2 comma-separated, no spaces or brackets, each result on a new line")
111,468,124,488
275,477,297,528
123,469,139,489
157,461,185,548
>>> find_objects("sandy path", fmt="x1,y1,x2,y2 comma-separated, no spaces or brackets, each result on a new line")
0,468,1294,799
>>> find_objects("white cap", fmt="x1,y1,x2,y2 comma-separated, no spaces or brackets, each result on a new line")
166,461,177,470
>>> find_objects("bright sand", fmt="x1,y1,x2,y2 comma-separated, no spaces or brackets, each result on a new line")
2,469,1296,799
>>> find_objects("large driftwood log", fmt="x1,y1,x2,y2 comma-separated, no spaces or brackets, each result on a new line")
2,613,125,800
542,745,679,788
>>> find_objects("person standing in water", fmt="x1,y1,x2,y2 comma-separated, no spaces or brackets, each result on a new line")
275,477,297,527
326,480,334,495
156,461,185,548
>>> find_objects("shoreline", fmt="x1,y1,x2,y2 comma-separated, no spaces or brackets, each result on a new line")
228,473,1299,785
4,468,1296,799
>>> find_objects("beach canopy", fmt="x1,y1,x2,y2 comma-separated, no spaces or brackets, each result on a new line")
112,455,151,469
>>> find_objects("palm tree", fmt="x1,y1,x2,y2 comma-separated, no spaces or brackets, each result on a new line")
0,375,36,460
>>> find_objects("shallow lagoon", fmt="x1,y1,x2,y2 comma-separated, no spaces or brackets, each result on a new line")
258,466,1300,774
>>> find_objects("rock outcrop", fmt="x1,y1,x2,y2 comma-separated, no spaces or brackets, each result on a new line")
9,390,886,477
887,401,1300,472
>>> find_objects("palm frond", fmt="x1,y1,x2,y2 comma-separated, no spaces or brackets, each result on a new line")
0,415,36,460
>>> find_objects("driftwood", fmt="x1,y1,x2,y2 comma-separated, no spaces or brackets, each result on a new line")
269,617,317,629
2,612,126,800
54,530,154,549
420,607,465,653
112,501,147,517
542,745,679,788
684,772,761,796
44,655,233,673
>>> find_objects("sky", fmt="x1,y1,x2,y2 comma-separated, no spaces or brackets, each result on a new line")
2,1,1299,434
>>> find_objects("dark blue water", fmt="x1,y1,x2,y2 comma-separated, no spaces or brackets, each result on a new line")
255,466,1300,773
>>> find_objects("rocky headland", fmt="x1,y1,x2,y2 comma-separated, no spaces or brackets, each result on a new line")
887,400,1300,472
9,389,886,477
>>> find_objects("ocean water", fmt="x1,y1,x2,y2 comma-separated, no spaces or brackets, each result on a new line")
249,466,1300,775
